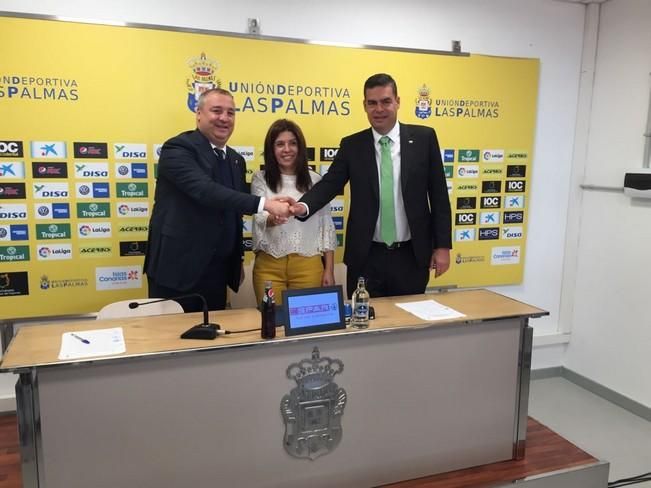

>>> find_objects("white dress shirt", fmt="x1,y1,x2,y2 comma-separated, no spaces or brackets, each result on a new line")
371,122,411,242
251,171,337,258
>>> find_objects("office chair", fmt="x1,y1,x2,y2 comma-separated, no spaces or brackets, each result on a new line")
96,298,184,320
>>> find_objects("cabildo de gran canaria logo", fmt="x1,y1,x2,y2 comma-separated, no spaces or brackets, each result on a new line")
186,52,220,112
185,51,351,116
414,84,432,119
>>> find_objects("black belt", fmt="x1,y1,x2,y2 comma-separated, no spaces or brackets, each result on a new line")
371,240,410,251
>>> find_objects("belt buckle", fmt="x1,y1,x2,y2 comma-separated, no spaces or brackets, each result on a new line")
386,242,400,250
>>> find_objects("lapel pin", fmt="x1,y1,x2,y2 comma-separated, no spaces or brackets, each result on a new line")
408,140,414,144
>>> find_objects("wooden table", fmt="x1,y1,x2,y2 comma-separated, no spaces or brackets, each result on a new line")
1,289,547,488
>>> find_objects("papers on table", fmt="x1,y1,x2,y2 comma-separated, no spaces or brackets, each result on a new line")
396,300,466,321
58,327,126,360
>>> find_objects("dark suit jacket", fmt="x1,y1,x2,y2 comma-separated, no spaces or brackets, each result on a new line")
299,123,452,271
144,129,259,292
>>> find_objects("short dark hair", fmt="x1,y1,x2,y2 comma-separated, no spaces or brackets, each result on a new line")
196,88,233,110
263,119,312,194
364,73,398,98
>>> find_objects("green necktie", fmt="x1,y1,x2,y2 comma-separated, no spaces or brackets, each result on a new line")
379,136,397,246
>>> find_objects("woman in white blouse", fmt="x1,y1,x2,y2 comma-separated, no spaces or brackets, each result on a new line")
251,119,337,304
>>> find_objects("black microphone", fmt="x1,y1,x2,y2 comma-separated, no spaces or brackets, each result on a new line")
129,294,221,340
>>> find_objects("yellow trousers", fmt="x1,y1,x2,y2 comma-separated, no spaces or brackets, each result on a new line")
252,252,324,305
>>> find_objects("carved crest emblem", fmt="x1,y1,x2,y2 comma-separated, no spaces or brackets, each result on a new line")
281,346,347,460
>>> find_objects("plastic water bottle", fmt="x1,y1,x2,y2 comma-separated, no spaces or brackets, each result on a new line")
351,277,370,328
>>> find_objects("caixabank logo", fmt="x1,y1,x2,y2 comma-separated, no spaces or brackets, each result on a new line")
0,162,26,179
0,271,29,297
455,228,476,242
30,141,66,159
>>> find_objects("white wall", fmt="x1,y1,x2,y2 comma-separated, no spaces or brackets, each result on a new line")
0,0,587,406
564,0,651,407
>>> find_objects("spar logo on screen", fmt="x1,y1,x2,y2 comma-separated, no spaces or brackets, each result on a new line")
95,265,142,290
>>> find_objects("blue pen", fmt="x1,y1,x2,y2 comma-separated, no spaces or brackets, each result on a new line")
71,333,90,344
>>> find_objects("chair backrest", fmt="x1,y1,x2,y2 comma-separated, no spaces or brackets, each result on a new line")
96,298,184,320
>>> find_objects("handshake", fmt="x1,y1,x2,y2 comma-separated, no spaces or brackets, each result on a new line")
263,196,308,224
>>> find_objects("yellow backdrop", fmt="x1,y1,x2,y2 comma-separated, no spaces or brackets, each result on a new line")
0,16,538,318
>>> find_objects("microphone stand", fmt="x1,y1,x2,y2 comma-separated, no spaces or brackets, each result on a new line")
129,294,220,340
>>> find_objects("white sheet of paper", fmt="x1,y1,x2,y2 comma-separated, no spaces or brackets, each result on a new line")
396,300,466,321
58,327,126,360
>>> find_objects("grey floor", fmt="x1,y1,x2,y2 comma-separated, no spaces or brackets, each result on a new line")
530,377,651,487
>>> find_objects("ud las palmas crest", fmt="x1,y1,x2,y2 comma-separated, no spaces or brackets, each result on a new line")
186,52,221,112
415,84,432,119
281,347,347,460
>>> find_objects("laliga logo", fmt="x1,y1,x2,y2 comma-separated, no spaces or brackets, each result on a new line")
414,84,432,119
79,225,91,236
118,204,130,215
186,52,221,112
39,247,51,258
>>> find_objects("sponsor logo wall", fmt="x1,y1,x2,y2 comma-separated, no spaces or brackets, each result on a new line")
0,15,537,317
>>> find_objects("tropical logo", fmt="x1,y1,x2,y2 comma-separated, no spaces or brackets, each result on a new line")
186,52,221,112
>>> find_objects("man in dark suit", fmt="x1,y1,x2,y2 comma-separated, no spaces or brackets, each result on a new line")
145,88,292,311
292,73,451,298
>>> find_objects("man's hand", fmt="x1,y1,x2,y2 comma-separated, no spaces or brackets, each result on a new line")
430,248,451,278
289,202,308,217
263,196,296,219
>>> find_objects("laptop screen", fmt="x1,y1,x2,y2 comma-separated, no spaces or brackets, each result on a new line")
282,285,346,336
